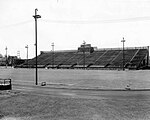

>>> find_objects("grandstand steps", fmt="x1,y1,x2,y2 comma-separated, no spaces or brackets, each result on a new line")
129,49,140,63
51,52,75,65
95,50,121,66
129,49,148,69
77,53,91,65
78,51,106,65
94,50,108,65
107,50,122,66
63,53,84,65
20,46,149,70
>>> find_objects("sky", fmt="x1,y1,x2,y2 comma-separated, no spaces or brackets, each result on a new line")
0,0,150,59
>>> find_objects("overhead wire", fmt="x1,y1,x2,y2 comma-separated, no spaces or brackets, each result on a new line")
41,16,150,24
0,20,33,29
0,16,150,29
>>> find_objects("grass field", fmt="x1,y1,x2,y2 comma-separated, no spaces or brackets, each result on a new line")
1,68,150,89
1,68,150,120
1,90,150,120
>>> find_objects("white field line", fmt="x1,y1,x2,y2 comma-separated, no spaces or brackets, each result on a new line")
12,80,33,84
13,80,78,86
47,82,75,86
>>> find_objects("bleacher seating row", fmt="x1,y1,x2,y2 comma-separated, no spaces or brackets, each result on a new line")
21,47,149,70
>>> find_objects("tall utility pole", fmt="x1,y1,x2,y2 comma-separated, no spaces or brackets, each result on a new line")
121,37,125,71
33,8,41,85
5,46,8,68
25,45,28,68
51,43,54,69
83,41,86,69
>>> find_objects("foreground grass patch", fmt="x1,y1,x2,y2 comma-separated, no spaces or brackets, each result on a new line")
1,90,150,120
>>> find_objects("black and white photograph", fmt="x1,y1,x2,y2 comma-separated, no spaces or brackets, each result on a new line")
0,0,150,119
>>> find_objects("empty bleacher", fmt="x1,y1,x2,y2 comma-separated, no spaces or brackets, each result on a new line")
20,46,149,70
78,50,106,66
109,49,138,68
130,49,148,68
94,50,121,67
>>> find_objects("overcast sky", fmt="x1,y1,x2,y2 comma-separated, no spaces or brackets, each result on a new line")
0,0,150,59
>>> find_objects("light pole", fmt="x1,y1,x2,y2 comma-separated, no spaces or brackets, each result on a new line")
51,43,54,69
5,46,8,68
33,8,41,85
121,37,125,71
83,41,86,69
17,51,20,59
25,45,28,68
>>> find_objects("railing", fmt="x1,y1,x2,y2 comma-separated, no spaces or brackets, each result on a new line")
97,46,149,51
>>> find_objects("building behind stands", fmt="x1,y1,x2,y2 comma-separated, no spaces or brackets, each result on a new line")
0,55,26,67
18,44,149,70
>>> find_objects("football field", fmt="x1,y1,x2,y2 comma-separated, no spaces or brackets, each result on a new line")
1,68,150,89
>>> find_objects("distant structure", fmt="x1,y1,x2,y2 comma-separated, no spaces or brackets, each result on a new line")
17,44,149,70
7,56,25,67
0,54,5,66
0,54,25,67
78,43,94,53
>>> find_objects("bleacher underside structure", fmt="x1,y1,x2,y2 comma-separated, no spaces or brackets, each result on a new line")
20,45,149,70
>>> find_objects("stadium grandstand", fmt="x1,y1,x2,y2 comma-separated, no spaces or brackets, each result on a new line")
18,44,149,70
